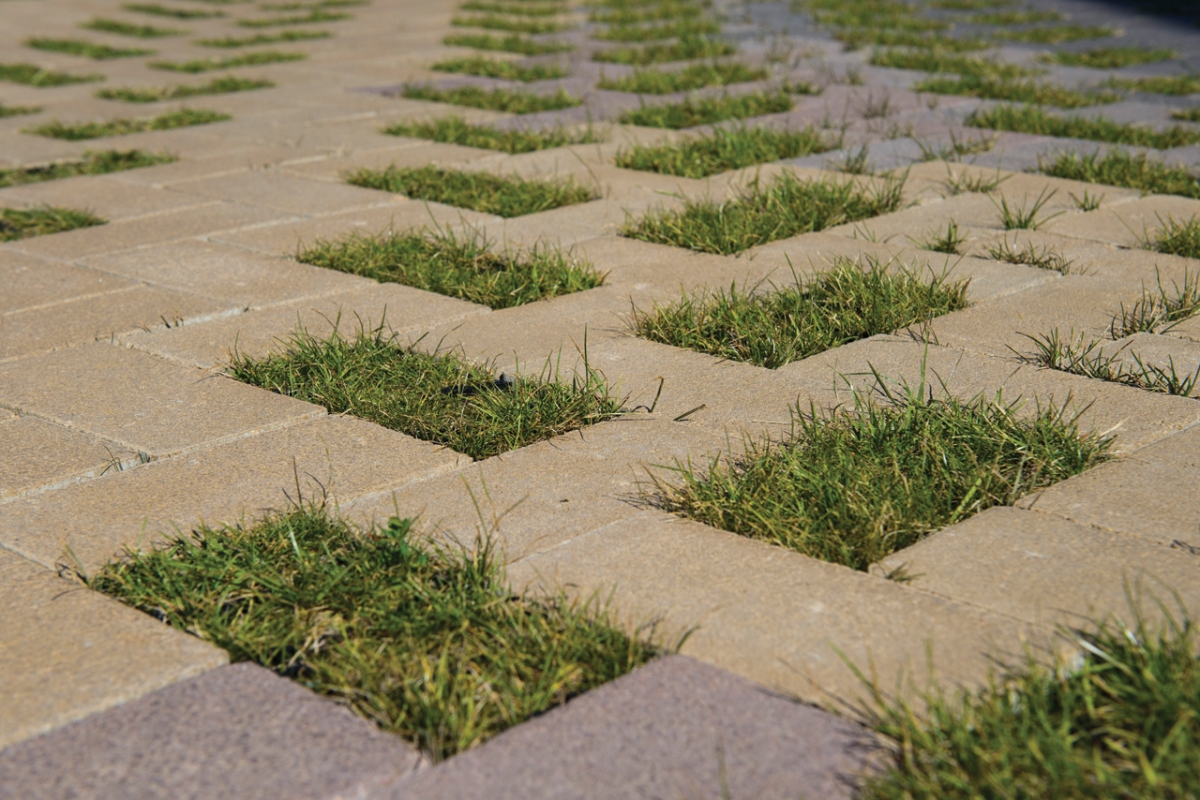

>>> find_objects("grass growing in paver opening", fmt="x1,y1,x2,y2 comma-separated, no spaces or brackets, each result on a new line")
0,63,103,87
1025,329,1200,397
614,125,835,178
97,76,274,102
869,49,1040,80
0,103,42,117
28,108,231,140
82,18,184,37
633,258,969,368
150,51,306,72
991,25,1113,44
238,10,350,27
382,116,603,154
964,8,1063,24
196,30,331,46
597,63,767,94
985,238,1074,274
26,38,154,60
1111,271,1200,339
298,227,603,309
462,0,567,16
619,89,803,129
431,56,566,82
1039,150,1200,200
90,505,654,760
591,2,702,24
592,20,721,42
122,2,223,17
346,164,595,217
1040,46,1175,69
624,171,905,255
914,75,1119,108
1104,75,1200,97
232,326,623,459
442,33,574,55
400,84,579,113
0,150,176,188
650,379,1110,570
1173,108,1200,123
592,35,737,65
1149,216,1200,259
0,206,106,242
862,614,1200,799
451,14,566,35
965,105,1200,149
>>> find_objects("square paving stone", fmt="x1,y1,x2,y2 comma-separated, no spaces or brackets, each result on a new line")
1,253,137,315
0,176,213,223
168,171,407,217
0,416,132,500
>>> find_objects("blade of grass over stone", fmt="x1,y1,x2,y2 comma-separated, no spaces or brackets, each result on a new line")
1040,46,1175,68
597,63,767,94
619,89,801,129
966,104,1200,148
149,51,306,72
400,84,580,113
231,326,623,459
122,2,223,18
97,76,274,102
0,150,176,188
25,38,154,59
82,18,184,37
0,206,106,242
869,49,1040,79
861,614,1200,799
0,63,103,87
615,125,835,178
592,19,721,42
1024,329,1200,397
914,75,1119,108
991,24,1113,44
633,258,969,368
431,56,566,82
1104,75,1200,96
650,383,1112,569
382,115,603,154
1039,150,1200,199
624,171,905,255
442,33,574,55
593,34,736,65
345,164,595,217
237,10,350,26
0,103,42,117
451,14,566,34
298,227,603,309
89,506,654,761
27,108,231,140
196,30,331,46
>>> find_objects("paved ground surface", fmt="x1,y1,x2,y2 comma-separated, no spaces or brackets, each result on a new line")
2,0,1200,796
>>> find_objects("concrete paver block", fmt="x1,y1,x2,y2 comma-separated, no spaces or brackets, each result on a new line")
1,253,136,315
0,416,131,500
168,170,408,217
0,176,213,223
1045,195,1200,248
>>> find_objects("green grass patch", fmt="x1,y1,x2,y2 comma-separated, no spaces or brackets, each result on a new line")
869,49,1039,80
596,62,766,94
1026,329,1200,396
1150,216,1200,259
966,105,1200,148
431,56,565,82
615,125,833,178
97,76,273,102
0,103,42,117
82,18,183,37
965,9,1062,23
619,89,800,129
624,171,904,254
991,25,1113,44
232,326,623,459
237,9,349,26
914,75,1118,108
592,35,736,65
1104,75,1200,96
382,115,601,154
591,2,702,24
0,150,176,188
122,2,222,17
462,0,567,16
1173,108,1200,123
928,0,1015,8
149,51,305,72
985,238,1074,273
451,14,565,34
651,380,1109,569
862,614,1199,798
839,30,989,51
89,505,653,761
0,63,103,87
196,29,331,46
25,37,153,59
0,206,106,242
28,108,231,140
442,32,573,55
1039,150,1200,199
400,84,579,113
346,164,595,217
1041,46,1175,69
592,19,721,42
634,258,969,369
298,227,603,309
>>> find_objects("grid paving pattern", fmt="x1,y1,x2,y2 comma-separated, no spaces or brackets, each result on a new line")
2,0,1200,795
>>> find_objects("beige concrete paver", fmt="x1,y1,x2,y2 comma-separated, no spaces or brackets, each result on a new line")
0,416,132,500
1045,195,1200,248
0,176,214,222
167,170,407,217
2,253,137,314
0,548,227,749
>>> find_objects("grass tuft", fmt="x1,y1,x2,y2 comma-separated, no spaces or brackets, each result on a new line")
1025,329,1200,397
431,56,566,82
619,89,801,129
1041,46,1175,69
0,206,106,242
82,18,183,37
869,49,1039,80
451,14,565,34
597,63,767,94
298,227,603,310
1039,150,1200,200
991,25,1113,44
97,76,273,102
1149,216,1200,260
651,381,1110,569
25,38,153,60
27,108,231,140
624,171,905,255
916,219,968,254
966,105,1200,149
463,1,567,16
614,125,834,178
1171,108,1200,123
231,326,623,459
0,103,43,118
442,33,573,55
1104,75,1200,97
986,239,1074,274
0,63,103,87
633,258,969,368
196,30,331,46
400,84,579,113
382,116,602,154
149,51,305,72
914,75,1119,108
0,150,176,188
592,34,736,65
992,187,1062,230
237,9,350,26
346,164,595,217
592,20,721,42
89,505,653,761
122,2,222,17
